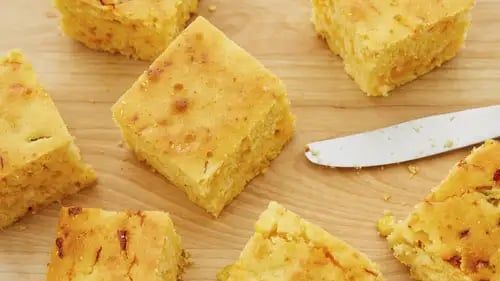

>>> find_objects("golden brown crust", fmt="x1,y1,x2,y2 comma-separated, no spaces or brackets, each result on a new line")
112,17,295,216
0,50,95,228
46,207,185,281
311,0,475,96
54,0,199,60
384,140,500,281
218,202,385,281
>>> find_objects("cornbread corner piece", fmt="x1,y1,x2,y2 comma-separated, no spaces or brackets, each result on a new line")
46,207,187,281
54,0,199,60
111,17,295,216
311,0,475,96
217,201,386,281
0,50,96,229
379,140,500,281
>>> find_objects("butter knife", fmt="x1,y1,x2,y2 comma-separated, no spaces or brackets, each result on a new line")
305,105,500,168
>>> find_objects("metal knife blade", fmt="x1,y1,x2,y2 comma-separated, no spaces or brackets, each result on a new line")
305,105,500,168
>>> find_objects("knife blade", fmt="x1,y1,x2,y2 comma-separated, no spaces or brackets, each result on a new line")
305,105,500,168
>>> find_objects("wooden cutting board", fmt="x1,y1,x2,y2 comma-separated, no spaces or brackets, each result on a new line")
1,1,499,280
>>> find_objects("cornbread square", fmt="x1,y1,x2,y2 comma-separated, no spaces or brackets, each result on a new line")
54,0,199,60
46,207,186,281
378,140,500,281
112,17,295,216
311,0,475,96
217,201,386,280
0,50,96,229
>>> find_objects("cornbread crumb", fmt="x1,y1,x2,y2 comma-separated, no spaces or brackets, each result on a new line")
183,251,193,265
382,140,500,281
208,5,217,12
311,0,475,96
407,164,419,177
383,193,392,201
377,211,395,237
218,202,386,280
444,139,454,148
46,207,185,281
112,17,295,216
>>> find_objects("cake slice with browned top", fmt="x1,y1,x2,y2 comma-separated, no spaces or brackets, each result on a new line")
54,0,199,60
311,0,475,96
0,50,96,229
378,140,500,281
46,207,187,281
112,17,295,216
218,201,385,281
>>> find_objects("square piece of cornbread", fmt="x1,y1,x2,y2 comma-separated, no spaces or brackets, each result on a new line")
218,201,386,280
54,0,199,60
112,17,295,216
46,207,187,281
311,0,475,96
0,50,96,229
378,140,500,281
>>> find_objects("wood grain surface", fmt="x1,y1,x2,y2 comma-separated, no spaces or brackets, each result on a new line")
1,0,499,280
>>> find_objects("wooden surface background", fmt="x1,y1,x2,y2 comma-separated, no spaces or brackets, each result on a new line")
1,0,499,280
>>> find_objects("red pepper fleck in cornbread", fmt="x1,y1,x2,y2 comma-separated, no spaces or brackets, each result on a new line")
311,0,475,96
46,207,187,281
112,17,295,216
218,201,386,281
54,0,199,60
0,50,96,229
378,140,500,281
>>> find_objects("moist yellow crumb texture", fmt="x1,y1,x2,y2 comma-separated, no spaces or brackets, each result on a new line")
46,207,186,281
54,0,199,60
0,50,96,229
111,17,295,216
217,201,385,281
377,211,395,237
311,0,475,96
381,140,500,281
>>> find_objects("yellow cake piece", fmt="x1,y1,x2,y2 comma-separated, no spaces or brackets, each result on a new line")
0,50,96,229
112,17,295,216
379,140,500,281
311,0,475,96
54,0,199,60
218,201,386,281
46,207,186,281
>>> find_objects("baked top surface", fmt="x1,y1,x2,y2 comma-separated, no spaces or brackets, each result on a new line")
59,0,187,23
219,201,384,280
387,140,500,280
0,50,72,177
314,0,474,50
46,207,180,280
112,16,289,181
